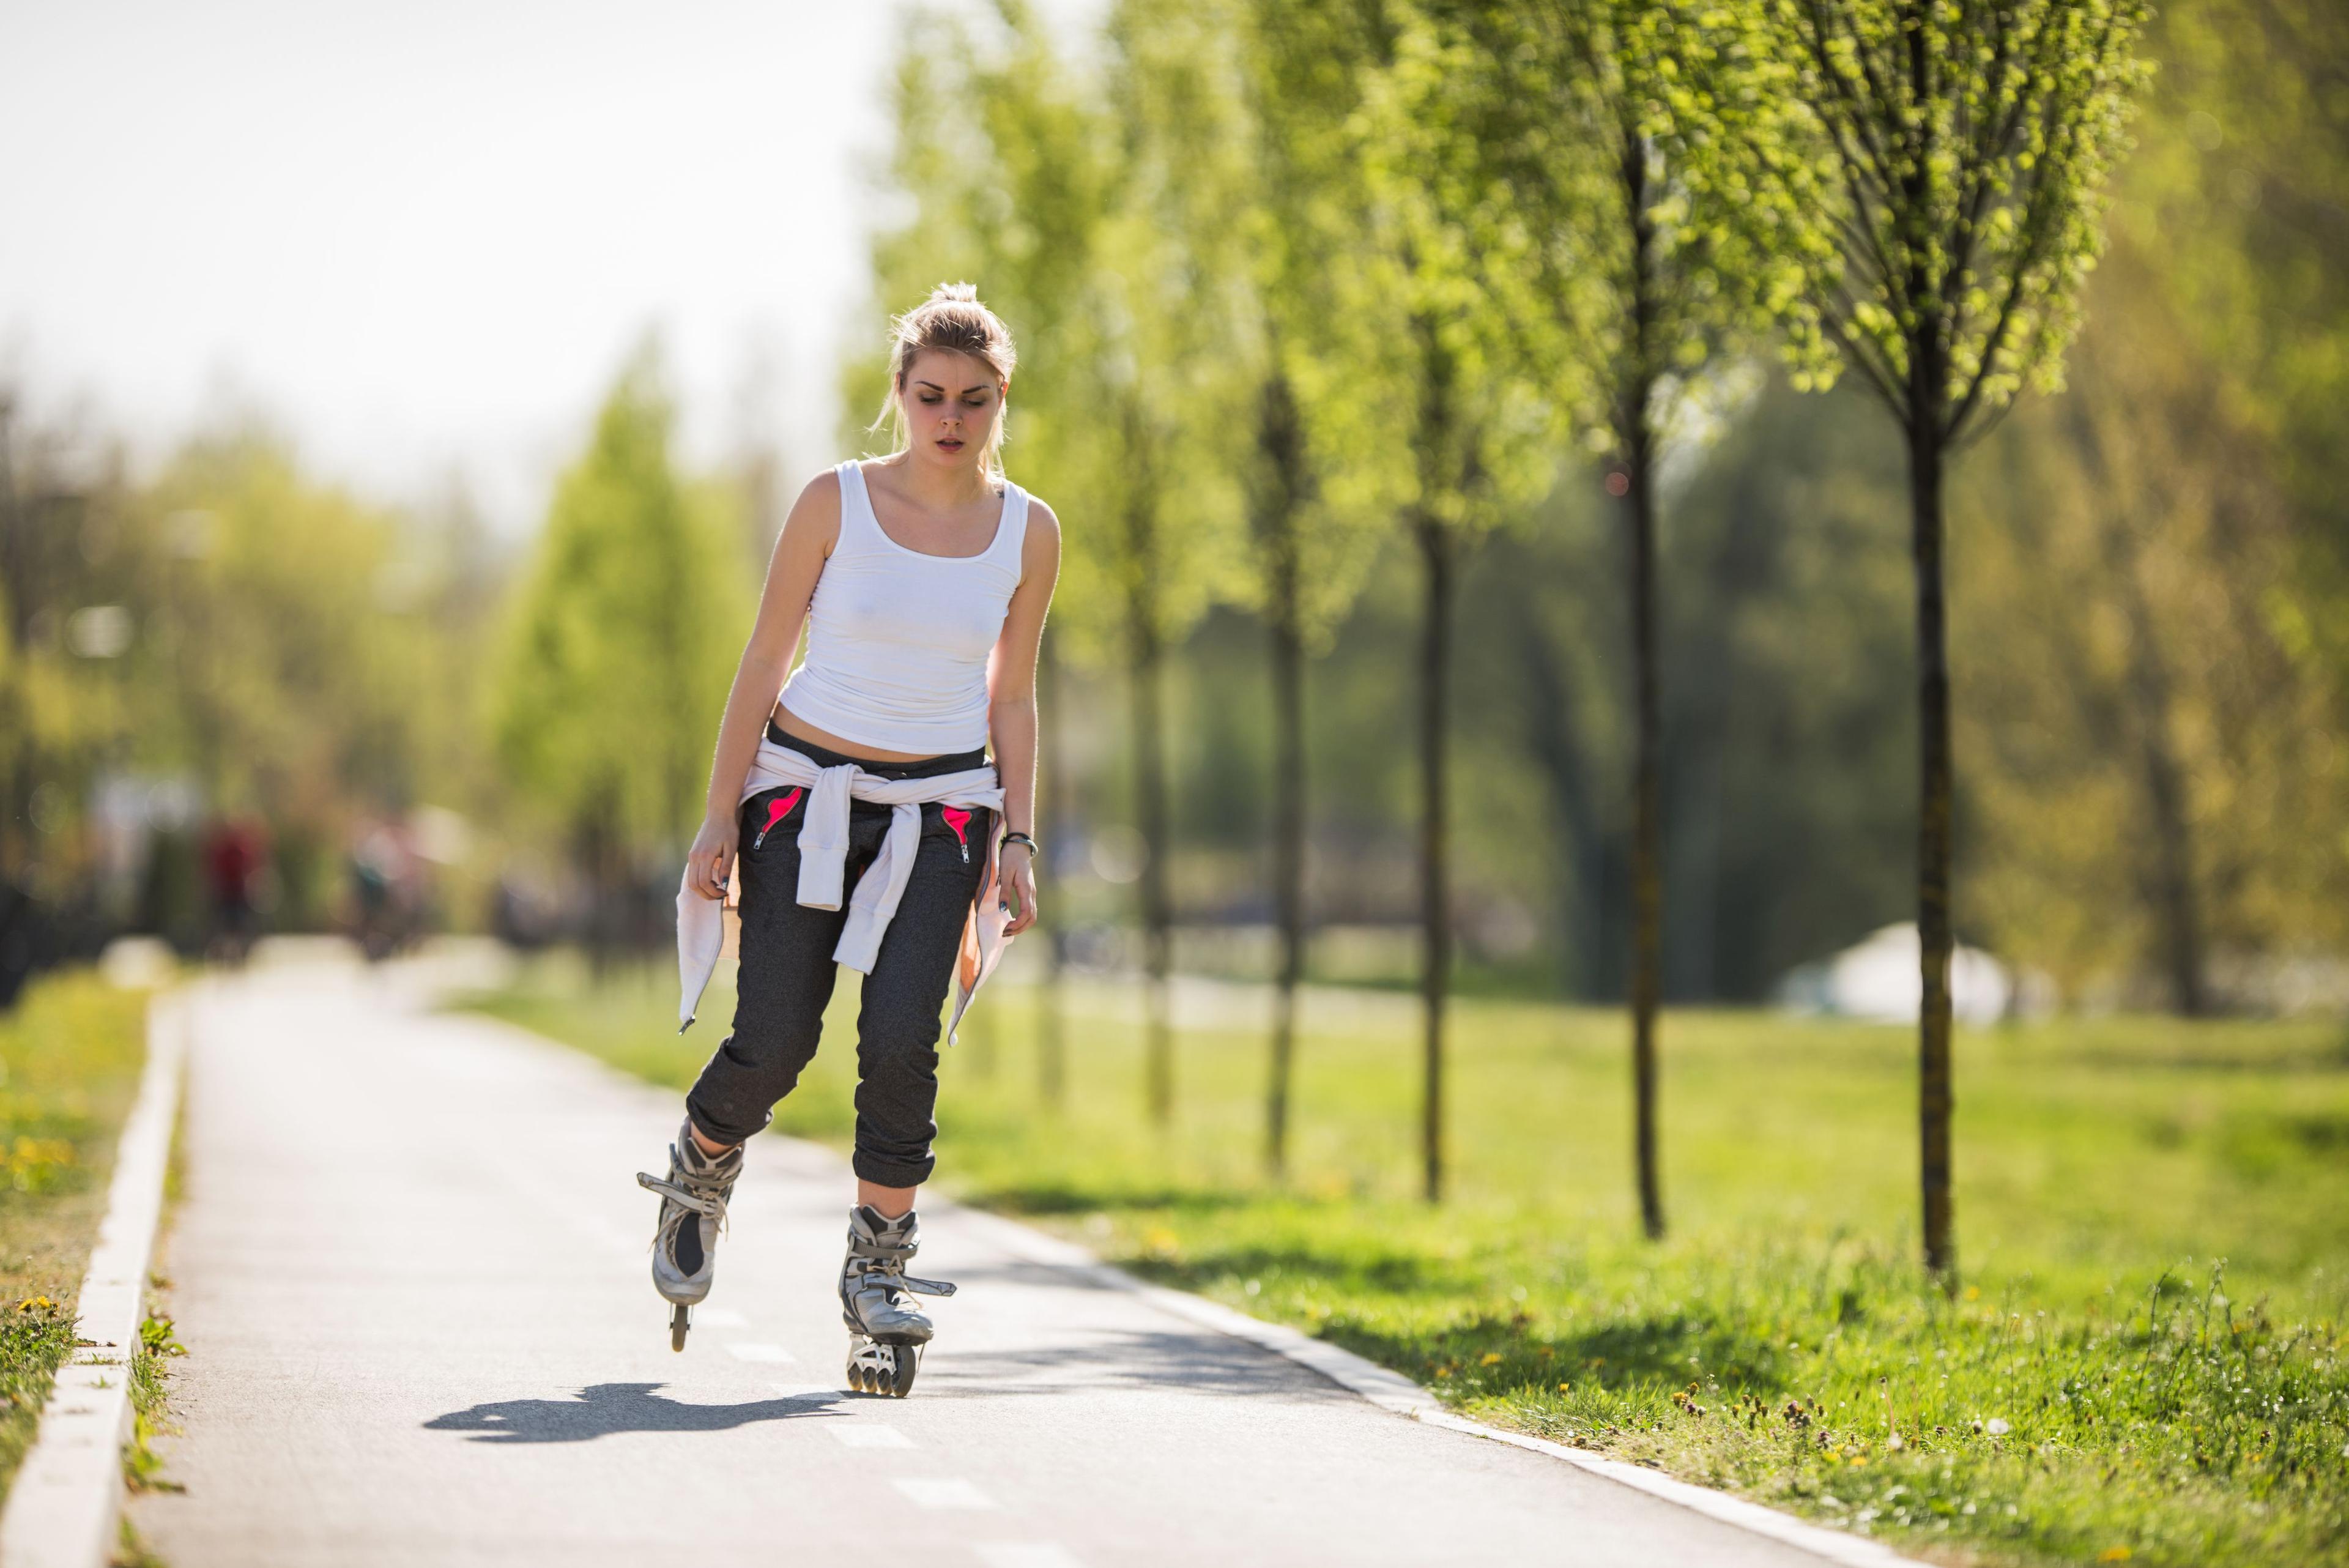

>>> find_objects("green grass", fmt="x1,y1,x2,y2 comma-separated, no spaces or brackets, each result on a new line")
470,954,2349,1567
0,970,156,1503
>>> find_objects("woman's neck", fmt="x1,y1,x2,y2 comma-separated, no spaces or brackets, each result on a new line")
888,455,995,510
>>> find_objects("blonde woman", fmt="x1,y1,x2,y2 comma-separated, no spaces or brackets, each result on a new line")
640,283,1058,1394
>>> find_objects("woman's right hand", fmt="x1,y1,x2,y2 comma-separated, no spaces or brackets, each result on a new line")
686,811,740,901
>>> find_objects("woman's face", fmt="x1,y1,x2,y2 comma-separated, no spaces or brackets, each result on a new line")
897,348,1005,473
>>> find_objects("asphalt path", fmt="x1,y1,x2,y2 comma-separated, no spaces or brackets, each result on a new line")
131,959,1852,1567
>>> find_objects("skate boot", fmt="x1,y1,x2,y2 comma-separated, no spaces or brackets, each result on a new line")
838,1204,957,1397
635,1118,744,1351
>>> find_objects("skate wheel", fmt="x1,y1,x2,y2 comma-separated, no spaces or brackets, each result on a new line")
669,1302,692,1353
847,1336,910,1395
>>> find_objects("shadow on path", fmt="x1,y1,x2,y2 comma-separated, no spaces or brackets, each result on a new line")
913,1325,1347,1402
425,1382,844,1444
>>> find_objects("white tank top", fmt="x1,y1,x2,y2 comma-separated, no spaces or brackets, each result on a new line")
776,459,1030,755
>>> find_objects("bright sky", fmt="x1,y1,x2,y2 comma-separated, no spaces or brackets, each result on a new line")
0,0,1095,536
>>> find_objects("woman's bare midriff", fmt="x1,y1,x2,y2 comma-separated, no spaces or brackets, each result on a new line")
769,699,949,765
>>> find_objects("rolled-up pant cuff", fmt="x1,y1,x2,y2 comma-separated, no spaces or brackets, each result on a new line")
683,1094,772,1148
851,1150,935,1188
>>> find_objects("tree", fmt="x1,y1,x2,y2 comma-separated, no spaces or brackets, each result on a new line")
1682,0,2153,1277
1137,0,1397,1174
1346,5,1556,1200
491,340,745,968
1441,0,1766,1238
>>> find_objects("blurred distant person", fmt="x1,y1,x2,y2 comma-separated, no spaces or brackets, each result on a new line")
349,821,420,962
201,816,267,966
642,283,1057,1392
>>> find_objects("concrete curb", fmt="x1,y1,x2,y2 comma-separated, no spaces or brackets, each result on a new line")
948,1206,1932,1568
0,989,190,1568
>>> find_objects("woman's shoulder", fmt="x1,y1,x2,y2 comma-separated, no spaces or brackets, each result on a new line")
1013,485,1060,540
1014,489,1061,582
776,466,849,557
790,463,850,505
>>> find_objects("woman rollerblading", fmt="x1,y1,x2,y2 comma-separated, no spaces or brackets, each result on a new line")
646,283,1056,1392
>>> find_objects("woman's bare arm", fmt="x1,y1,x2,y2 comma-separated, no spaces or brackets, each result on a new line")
985,497,1061,934
686,471,842,900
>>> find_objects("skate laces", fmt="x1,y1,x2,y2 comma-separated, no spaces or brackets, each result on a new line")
845,1238,912,1303
636,1143,739,1258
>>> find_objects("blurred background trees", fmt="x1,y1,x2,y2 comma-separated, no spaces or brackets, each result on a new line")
2,0,2343,1242
489,343,748,973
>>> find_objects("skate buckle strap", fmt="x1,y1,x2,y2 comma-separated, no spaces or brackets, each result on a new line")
846,1252,958,1295
636,1172,732,1229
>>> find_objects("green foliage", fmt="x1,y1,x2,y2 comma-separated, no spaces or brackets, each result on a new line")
490,341,746,856
1181,0,1405,650
1338,4,1559,535
1685,0,2155,434
2,405,490,925
138,436,455,817
856,2,1246,669
1956,245,2349,996
1435,0,1761,453
2117,0,2349,738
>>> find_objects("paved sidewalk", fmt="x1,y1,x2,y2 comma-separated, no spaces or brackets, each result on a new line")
133,962,1843,1567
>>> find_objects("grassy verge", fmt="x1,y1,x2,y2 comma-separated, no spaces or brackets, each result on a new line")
469,954,2349,1567
0,970,156,1504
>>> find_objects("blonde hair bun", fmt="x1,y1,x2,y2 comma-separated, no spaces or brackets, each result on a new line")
929,280,980,304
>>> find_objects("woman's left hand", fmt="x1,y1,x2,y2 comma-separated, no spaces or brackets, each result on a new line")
998,841,1039,936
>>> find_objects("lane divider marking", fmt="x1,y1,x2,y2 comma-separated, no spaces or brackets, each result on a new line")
973,1545,1085,1568
894,1479,997,1510
829,1424,915,1449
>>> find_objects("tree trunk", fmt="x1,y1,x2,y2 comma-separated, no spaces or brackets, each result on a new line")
1904,14,1956,1286
1126,489,1174,1129
580,792,619,983
1907,427,1957,1285
1617,122,1667,1243
2118,559,2208,1017
1414,510,1453,1204
1258,371,1310,1178
2066,392,2208,1017
1037,632,1069,1107
1266,543,1305,1177
1625,431,1665,1242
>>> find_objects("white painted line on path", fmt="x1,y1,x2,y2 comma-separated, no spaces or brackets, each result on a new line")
893,1479,998,1511
829,1424,915,1448
0,990,189,1568
725,1342,796,1364
973,1545,1086,1568
948,1207,1931,1568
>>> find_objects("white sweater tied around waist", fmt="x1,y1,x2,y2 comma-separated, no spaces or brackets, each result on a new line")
675,733,1014,1046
